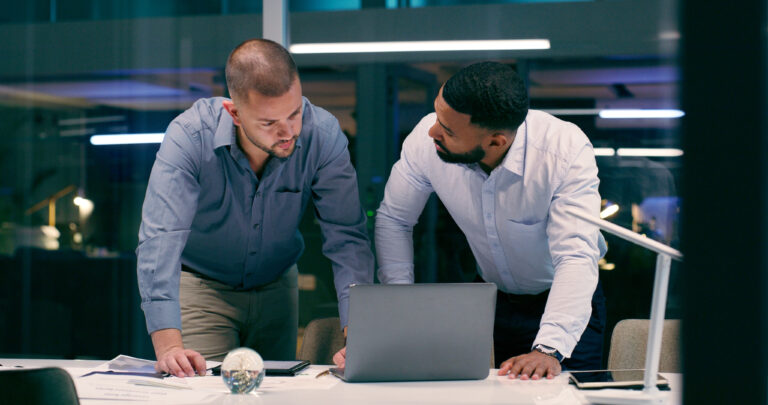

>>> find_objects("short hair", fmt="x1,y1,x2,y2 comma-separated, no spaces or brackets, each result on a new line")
442,61,529,132
225,38,299,102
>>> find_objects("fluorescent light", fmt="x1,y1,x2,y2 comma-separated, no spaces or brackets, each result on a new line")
593,147,616,156
290,39,550,54
90,133,164,145
616,148,684,157
541,109,602,116
59,115,124,126
598,109,685,119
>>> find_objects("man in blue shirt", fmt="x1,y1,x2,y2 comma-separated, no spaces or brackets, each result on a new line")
137,39,374,377
335,62,606,380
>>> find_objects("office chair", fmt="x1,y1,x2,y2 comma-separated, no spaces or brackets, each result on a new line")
0,367,80,405
297,317,346,365
607,318,681,372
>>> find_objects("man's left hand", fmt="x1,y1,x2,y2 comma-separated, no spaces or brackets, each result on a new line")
497,350,562,380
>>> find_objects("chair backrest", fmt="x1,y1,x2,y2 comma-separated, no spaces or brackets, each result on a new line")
298,317,346,365
0,367,80,405
607,319,681,373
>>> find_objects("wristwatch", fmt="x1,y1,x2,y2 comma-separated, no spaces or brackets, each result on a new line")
533,344,564,362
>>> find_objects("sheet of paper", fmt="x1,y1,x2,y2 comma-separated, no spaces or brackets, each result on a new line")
75,374,224,403
166,365,339,392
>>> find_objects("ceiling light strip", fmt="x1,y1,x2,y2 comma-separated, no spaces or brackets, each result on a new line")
290,39,550,54
616,148,684,157
598,109,685,119
90,133,164,145
593,148,616,156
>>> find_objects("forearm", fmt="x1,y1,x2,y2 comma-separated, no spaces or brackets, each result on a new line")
151,328,185,358
374,212,416,284
534,262,598,357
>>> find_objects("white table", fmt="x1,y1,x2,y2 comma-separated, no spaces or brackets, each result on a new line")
0,358,682,405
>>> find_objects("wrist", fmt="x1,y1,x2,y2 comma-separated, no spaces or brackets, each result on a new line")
150,328,184,357
533,344,564,362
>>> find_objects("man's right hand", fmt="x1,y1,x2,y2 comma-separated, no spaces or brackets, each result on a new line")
151,328,207,377
333,346,346,367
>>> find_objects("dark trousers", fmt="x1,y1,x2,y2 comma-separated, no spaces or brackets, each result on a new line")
492,281,606,370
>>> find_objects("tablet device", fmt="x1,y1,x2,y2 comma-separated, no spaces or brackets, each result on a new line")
264,360,310,376
210,360,310,377
568,369,670,390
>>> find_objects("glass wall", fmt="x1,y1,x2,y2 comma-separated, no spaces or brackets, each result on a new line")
0,0,682,364
1,0,593,23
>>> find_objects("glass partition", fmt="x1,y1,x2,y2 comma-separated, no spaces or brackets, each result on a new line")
0,0,681,365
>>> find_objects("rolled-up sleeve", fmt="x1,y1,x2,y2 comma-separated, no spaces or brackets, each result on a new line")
137,121,201,334
310,122,375,329
535,143,606,357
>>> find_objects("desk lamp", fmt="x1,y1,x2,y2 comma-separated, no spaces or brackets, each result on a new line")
570,210,683,405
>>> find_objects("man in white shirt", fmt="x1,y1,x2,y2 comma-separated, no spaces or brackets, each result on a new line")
364,62,607,380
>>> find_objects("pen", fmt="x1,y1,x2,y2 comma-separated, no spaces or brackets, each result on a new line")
315,369,331,378
127,379,193,390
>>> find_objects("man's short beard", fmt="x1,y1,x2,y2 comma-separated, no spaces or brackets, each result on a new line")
261,135,299,158
241,125,298,159
435,141,486,164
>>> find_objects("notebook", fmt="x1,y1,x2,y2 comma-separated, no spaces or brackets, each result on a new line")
330,283,497,382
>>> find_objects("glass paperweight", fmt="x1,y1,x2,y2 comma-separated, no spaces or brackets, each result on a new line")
220,347,265,394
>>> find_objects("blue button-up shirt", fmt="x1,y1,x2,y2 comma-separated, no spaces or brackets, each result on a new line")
137,97,374,333
376,111,606,357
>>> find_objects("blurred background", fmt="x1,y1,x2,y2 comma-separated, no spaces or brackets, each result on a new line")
0,0,703,362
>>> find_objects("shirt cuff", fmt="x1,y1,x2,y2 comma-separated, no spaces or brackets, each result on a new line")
141,300,182,334
532,323,579,358
338,296,350,329
377,263,415,284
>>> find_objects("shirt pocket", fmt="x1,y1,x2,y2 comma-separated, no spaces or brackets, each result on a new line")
266,190,305,237
506,218,547,232
504,219,552,271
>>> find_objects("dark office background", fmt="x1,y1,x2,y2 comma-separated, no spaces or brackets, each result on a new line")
0,1,764,403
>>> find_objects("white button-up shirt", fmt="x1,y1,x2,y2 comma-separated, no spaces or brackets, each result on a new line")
376,110,607,357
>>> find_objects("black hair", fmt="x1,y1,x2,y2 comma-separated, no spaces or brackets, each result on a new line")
225,38,299,102
442,61,528,132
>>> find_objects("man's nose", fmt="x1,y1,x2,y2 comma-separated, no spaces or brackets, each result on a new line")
277,120,293,138
428,123,442,141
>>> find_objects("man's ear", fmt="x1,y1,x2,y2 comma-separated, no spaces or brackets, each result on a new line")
487,131,511,149
222,100,242,126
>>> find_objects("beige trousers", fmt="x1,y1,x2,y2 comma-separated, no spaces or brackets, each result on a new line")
179,265,298,361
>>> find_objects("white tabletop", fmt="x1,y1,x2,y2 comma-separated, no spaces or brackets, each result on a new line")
0,358,682,405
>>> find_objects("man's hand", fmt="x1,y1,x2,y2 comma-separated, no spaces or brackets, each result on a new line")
332,326,349,367
151,328,207,377
497,350,562,380
333,347,346,367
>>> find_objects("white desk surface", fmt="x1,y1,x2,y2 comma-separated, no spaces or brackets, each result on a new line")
0,358,682,405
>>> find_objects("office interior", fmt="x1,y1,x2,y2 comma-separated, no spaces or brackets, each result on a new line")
0,1,765,403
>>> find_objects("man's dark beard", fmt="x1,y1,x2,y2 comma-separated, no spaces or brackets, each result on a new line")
435,141,486,164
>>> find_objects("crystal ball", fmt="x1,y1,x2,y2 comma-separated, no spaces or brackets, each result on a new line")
220,347,265,394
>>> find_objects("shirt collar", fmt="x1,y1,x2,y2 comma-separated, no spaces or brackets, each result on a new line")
499,118,526,177
214,100,236,150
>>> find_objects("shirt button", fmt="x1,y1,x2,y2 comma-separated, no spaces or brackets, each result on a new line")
256,191,262,197
253,223,260,229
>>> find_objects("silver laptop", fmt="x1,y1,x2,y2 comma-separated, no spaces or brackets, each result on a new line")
330,283,497,382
